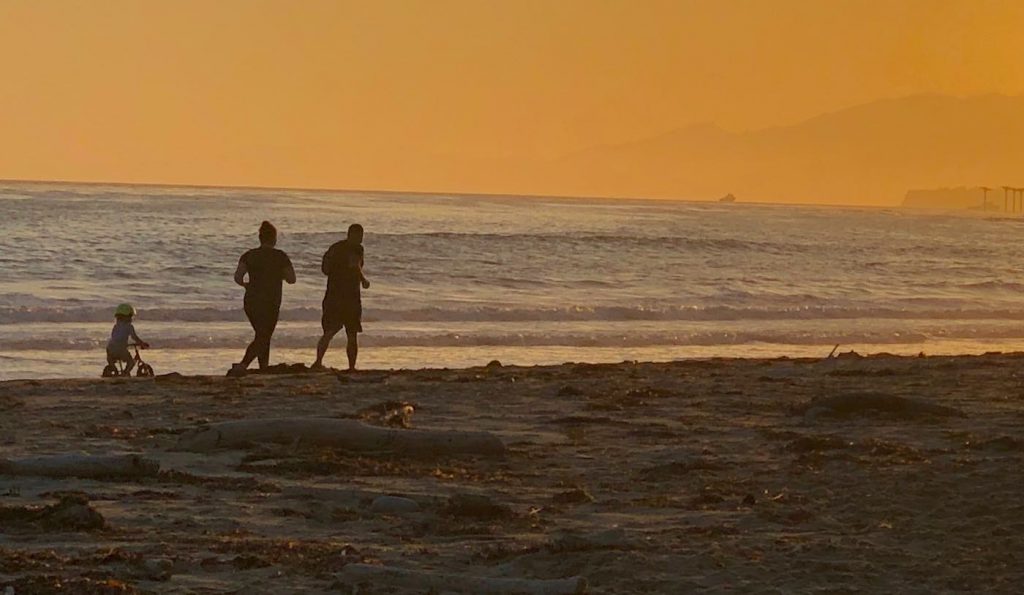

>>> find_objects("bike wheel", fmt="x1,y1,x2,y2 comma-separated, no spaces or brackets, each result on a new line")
137,363,154,377
102,364,118,378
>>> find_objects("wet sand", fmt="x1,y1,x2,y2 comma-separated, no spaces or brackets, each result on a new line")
1,353,1023,593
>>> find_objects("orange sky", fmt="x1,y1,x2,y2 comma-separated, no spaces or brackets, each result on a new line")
1,0,1023,201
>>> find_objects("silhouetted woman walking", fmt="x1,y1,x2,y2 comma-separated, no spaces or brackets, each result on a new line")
230,221,296,376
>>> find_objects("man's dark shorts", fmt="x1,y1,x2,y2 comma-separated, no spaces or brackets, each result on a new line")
322,297,362,334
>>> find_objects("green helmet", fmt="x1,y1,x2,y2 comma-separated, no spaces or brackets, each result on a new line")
115,303,136,317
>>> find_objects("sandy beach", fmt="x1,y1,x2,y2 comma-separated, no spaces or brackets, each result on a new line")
1,353,1023,593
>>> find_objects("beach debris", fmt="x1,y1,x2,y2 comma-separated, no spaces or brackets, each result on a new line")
570,362,616,375
550,527,630,552
552,487,595,505
336,373,387,384
82,424,140,440
786,434,852,452
0,454,159,480
208,537,367,573
0,494,105,532
637,457,725,480
689,489,726,509
158,469,280,492
827,367,898,377
136,557,173,581
229,363,310,377
785,434,925,463
442,493,514,519
369,495,421,514
2,577,139,594
336,563,587,594
557,385,584,397
173,417,506,457
798,392,964,420
155,372,184,381
964,435,1024,452
827,344,840,358
587,386,675,411
264,363,310,374
0,395,24,411
357,400,416,428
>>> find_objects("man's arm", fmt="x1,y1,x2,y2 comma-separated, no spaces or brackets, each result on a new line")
358,257,370,289
234,255,248,287
321,247,332,276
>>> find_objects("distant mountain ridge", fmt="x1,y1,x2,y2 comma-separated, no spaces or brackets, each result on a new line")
545,94,1024,205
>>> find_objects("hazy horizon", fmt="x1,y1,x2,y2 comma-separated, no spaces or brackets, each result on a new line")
3,1,1022,205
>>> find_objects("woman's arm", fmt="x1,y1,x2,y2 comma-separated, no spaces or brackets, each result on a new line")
234,255,248,287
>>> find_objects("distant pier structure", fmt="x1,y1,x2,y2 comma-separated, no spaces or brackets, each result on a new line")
989,185,1024,213
904,186,1023,210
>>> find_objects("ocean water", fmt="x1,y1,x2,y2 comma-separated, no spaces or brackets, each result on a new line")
3,181,1024,379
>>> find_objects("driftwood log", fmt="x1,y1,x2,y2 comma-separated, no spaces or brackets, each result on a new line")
337,564,587,594
0,454,159,479
173,417,505,457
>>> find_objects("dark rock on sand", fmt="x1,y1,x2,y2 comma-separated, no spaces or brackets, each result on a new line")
0,494,106,532
798,392,964,420
370,495,421,514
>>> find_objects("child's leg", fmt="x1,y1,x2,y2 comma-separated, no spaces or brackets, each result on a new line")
108,347,132,373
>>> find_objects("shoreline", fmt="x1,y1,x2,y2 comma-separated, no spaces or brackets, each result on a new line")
2,353,1023,592
8,340,1024,382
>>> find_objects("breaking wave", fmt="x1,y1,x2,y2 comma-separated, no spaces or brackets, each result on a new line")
6,304,1024,325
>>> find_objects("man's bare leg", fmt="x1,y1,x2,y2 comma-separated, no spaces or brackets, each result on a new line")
346,331,358,371
314,328,340,368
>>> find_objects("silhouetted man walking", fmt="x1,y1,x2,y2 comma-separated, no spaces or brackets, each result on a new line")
313,223,369,371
